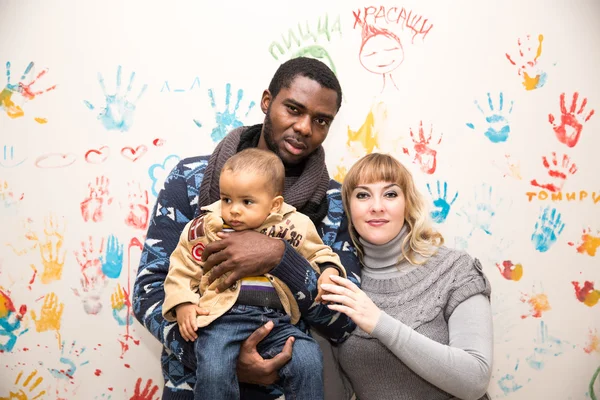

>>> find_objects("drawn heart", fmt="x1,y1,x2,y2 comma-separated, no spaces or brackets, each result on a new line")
121,145,148,162
85,146,110,164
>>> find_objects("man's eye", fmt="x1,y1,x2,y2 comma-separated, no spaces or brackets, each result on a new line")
315,118,329,127
287,105,298,113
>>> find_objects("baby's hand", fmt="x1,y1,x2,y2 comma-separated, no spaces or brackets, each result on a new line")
175,303,209,342
316,267,340,303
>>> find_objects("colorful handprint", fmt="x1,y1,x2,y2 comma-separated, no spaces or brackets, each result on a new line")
0,61,56,119
505,34,547,90
111,284,133,326
125,181,149,230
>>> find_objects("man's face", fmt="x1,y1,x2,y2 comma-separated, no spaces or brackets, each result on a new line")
258,76,339,166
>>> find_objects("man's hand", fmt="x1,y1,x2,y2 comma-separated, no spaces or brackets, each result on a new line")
202,230,285,293
236,321,294,385
315,267,340,303
175,303,209,342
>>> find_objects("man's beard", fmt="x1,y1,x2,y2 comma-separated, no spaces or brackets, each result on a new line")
262,107,279,156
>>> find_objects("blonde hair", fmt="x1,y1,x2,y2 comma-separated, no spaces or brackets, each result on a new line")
341,153,444,265
222,148,285,195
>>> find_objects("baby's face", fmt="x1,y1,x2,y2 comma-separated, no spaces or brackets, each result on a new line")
219,170,278,231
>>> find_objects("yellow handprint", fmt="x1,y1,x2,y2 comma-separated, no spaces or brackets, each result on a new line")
39,214,66,284
0,369,47,400
111,284,133,326
31,292,64,346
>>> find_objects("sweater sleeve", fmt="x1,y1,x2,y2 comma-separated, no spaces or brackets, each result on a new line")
371,294,493,400
269,185,360,344
132,159,198,369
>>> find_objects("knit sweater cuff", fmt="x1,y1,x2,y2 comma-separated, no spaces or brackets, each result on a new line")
372,311,410,349
270,240,312,293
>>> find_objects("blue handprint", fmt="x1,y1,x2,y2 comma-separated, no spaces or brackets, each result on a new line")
460,183,501,236
466,92,514,143
197,83,256,143
49,340,89,379
0,145,26,168
427,181,458,223
526,321,568,370
83,65,147,132
531,206,565,252
100,234,124,279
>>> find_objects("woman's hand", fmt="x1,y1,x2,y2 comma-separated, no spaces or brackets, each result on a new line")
320,274,381,334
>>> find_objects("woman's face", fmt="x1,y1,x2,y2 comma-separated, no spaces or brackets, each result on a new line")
349,181,406,245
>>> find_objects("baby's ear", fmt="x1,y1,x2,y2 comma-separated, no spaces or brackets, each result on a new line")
271,195,284,213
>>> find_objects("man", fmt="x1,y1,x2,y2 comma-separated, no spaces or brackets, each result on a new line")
132,57,360,399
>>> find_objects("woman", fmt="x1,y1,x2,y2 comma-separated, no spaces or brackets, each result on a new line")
321,153,493,400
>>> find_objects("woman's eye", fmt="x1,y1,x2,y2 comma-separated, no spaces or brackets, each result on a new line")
355,192,369,199
384,191,398,198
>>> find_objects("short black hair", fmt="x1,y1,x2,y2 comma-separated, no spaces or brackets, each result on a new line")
268,57,342,111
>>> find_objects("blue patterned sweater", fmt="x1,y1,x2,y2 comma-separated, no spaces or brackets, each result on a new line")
132,155,361,400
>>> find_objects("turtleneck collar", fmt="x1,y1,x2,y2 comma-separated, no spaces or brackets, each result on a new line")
359,222,417,277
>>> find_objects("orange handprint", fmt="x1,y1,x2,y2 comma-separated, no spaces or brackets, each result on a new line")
31,292,63,347
530,152,577,192
38,214,66,284
81,176,113,222
570,228,600,257
403,121,443,174
125,181,149,230
0,370,47,400
548,92,595,148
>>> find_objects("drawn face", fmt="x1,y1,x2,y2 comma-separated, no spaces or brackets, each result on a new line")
359,34,404,75
219,170,281,231
259,76,338,166
350,181,406,245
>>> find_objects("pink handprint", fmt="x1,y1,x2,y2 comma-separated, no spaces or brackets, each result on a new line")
73,237,107,314
402,121,443,174
81,176,113,222
548,92,595,148
505,34,546,90
125,181,149,230
530,152,577,192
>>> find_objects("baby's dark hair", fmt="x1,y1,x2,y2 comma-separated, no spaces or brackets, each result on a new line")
222,148,285,195
268,57,342,111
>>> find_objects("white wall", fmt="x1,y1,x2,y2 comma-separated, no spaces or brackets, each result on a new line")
0,1,599,398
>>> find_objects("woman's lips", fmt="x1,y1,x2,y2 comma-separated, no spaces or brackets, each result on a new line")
367,219,388,227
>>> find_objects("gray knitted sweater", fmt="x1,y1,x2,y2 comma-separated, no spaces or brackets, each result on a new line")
337,230,493,400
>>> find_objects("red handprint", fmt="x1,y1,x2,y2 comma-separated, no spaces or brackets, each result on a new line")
530,152,577,192
125,182,149,230
403,121,443,174
548,92,595,148
81,176,113,222
129,378,159,400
